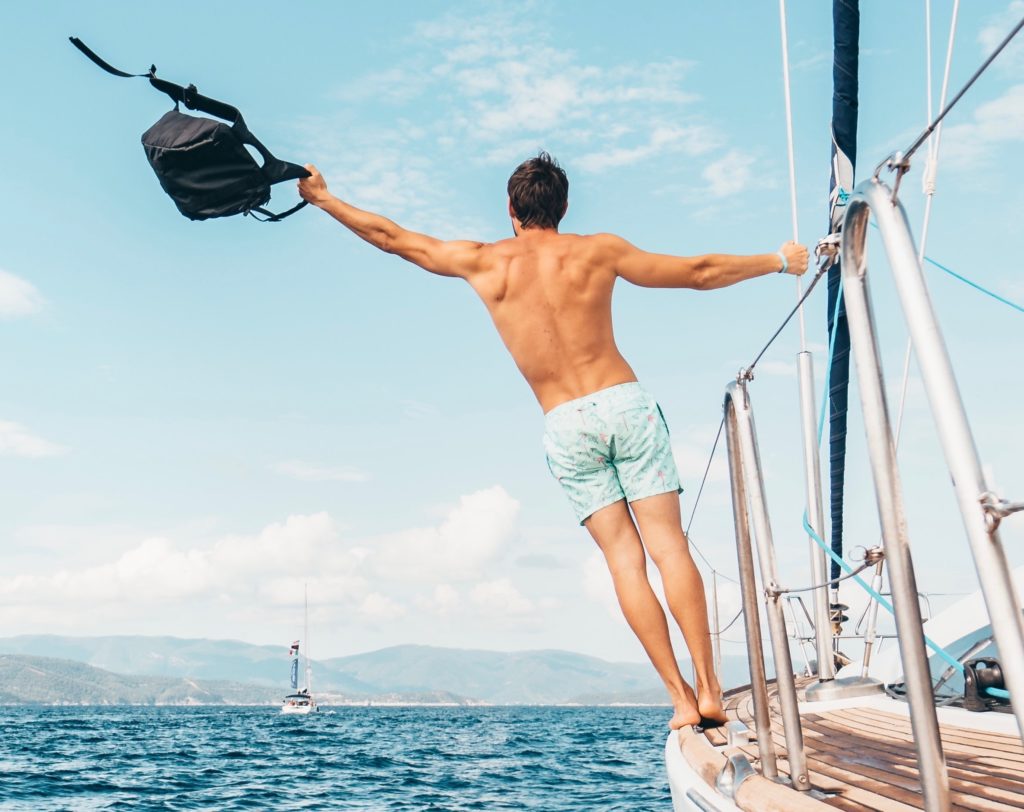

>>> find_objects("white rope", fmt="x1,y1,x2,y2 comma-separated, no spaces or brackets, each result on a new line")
778,0,806,351
894,0,960,447
925,0,934,162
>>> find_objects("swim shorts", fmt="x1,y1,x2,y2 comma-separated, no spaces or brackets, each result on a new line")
543,382,683,525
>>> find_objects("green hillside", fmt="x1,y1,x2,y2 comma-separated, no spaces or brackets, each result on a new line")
0,655,278,705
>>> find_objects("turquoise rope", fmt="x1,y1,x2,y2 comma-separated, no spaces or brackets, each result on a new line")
924,255,1024,314
801,513,964,675
866,221,1023,314
804,276,1009,700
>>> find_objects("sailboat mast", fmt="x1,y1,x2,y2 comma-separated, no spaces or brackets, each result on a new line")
828,0,858,601
304,583,312,694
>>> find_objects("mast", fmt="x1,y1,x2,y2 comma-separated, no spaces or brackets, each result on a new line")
806,0,884,702
827,0,858,607
304,583,312,694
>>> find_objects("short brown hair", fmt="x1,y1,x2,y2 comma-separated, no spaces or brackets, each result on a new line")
507,151,568,230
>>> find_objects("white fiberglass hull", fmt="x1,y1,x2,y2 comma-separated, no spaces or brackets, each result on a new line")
280,702,317,715
665,731,741,812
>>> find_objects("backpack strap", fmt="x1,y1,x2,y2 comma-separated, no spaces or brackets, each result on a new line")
248,200,309,222
69,37,152,78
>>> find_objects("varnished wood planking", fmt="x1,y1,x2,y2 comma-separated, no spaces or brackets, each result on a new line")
699,679,1024,811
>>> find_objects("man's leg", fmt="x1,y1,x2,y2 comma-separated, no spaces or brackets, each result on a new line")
584,498,701,729
629,491,726,724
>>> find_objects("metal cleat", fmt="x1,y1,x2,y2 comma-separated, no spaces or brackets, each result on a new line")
715,753,758,799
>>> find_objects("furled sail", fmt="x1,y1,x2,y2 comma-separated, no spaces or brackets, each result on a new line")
290,654,299,690
827,0,859,582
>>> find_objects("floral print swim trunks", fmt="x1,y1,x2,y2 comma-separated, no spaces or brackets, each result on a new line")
543,382,683,525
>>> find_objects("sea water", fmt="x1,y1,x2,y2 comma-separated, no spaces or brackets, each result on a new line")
0,706,673,810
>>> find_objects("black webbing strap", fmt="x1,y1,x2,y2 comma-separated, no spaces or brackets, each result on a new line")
70,37,243,123
69,36,150,78
249,200,309,222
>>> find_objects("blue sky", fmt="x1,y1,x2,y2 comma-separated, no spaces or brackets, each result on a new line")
1,1,1021,667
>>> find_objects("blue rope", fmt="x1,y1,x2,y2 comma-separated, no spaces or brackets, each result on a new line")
803,275,1009,700
924,255,1024,314
867,221,1023,314
801,513,964,675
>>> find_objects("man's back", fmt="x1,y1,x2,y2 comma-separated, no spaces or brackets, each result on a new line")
471,231,636,413
296,157,806,416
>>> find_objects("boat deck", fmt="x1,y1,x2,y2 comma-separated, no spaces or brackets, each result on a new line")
700,679,1024,811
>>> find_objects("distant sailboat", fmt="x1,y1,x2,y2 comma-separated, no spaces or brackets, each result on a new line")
281,585,317,715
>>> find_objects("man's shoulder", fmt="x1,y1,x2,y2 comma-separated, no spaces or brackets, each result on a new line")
483,232,629,264
574,232,631,261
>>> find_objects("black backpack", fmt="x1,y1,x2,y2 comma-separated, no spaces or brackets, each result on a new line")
70,37,310,222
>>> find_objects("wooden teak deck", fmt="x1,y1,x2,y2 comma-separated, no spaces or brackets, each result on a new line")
695,680,1024,811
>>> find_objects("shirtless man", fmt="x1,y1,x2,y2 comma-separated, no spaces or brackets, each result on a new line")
298,152,808,729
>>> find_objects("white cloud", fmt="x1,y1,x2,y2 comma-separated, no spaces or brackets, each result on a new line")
295,6,742,223
0,420,68,458
0,270,44,318
0,484,528,631
414,10,698,147
940,84,1024,169
296,122,490,239
582,549,620,619
470,578,534,615
708,580,743,641
702,149,757,198
273,460,369,483
578,125,718,173
373,486,520,582
208,513,342,578
359,592,407,621
418,583,461,616
672,424,729,486
979,2,1024,73
0,512,362,611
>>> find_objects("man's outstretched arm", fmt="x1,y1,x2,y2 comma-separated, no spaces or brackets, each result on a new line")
606,234,809,289
298,165,485,279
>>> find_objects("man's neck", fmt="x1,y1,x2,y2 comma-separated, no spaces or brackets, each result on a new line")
514,224,559,237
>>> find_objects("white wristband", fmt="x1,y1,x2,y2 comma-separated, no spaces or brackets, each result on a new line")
776,251,788,274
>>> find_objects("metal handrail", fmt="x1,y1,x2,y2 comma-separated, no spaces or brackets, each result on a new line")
714,176,1023,808
841,177,952,810
796,350,835,682
844,181,1024,743
724,380,810,791
723,390,778,780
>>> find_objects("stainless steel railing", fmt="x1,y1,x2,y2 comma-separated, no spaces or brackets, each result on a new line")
841,175,1024,803
724,380,810,791
717,175,1023,811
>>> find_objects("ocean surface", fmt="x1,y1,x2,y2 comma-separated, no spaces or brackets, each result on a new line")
0,706,675,810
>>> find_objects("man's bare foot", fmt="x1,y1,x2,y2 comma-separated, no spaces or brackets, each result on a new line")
669,703,702,730
697,691,728,728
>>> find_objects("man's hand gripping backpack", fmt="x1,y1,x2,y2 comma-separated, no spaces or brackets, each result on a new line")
70,37,310,222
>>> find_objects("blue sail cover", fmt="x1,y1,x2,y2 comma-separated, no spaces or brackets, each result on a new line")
290,656,299,690
828,0,859,581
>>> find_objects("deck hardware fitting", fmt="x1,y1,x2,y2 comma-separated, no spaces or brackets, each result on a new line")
715,754,757,799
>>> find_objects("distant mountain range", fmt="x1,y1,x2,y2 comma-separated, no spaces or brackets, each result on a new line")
0,635,753,706
0,655,279,705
